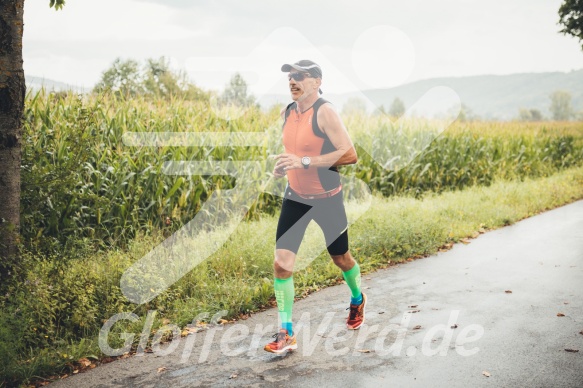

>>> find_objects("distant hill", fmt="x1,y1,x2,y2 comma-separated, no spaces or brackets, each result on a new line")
258,69,583,120
26,76,89,94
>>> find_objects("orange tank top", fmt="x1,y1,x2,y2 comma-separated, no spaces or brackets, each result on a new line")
282,98,341,195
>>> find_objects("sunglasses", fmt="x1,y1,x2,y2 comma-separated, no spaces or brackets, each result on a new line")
288,72,313,82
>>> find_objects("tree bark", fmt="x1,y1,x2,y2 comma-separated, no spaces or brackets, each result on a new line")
0,0,25,285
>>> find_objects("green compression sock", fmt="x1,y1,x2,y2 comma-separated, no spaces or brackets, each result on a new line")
274,276,294,335
342,262,362,305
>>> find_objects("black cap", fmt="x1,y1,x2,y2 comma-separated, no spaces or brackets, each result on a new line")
281,60,323,94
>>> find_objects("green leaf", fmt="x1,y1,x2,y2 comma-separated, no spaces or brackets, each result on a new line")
49,0,66,10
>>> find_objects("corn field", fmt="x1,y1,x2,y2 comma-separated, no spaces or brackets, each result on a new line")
21,90,583,250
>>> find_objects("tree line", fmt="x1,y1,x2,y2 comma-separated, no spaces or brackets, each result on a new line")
342,90,581,122
92,56,257,108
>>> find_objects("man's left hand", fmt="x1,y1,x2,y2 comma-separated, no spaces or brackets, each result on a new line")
274,153,303,171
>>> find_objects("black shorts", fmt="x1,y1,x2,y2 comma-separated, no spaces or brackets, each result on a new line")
275,186,349,256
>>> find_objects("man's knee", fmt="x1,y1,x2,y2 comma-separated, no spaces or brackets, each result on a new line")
331,250,354,271
274,249,295,277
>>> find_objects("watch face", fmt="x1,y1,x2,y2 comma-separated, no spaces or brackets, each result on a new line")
302,156,311,166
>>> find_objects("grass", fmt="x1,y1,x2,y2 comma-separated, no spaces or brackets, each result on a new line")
2,164,583,387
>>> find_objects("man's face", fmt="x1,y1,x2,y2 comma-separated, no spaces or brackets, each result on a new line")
288,70,319,102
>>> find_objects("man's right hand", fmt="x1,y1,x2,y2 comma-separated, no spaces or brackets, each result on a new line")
273,167,286,178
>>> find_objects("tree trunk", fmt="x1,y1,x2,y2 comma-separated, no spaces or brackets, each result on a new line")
0,0,25,285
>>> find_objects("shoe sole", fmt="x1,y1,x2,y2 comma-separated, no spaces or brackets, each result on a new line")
347,293,367,330
264,342,298,354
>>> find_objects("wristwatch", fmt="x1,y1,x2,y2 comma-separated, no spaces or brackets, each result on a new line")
301,156,311,169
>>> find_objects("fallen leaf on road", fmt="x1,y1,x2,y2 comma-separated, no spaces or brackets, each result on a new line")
78,358,91,367
482,371,491,377
219,319,229,324
504,290,512,293
157,367,167,373
378,311,385,314
557,313,565,317
357,349,372,353
413,325,422,330
181,327,199,337
408,305,418,308
579,330,583,335
451,324,458,329
563,302,569,304
229,374,238,379
461,238,471,244
564,349,579,353
72,370,79,374
408,310,420,313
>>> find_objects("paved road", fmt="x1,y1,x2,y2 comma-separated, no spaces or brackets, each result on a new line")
52,200,583,387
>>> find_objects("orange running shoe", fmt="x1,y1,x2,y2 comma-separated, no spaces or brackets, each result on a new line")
346,292,367,330
264,328,297,354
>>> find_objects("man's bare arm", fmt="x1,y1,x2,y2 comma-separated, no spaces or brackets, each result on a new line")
311,103,357,168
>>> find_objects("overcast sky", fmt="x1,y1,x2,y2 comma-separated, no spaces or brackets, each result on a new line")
23,0,583,95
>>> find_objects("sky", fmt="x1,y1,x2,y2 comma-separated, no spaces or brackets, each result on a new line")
23,0,583,96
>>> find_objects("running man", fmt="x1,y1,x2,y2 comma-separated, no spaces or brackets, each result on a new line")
264,60,366,354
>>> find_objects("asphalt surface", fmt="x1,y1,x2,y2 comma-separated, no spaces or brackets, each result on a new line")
51,200,583,388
